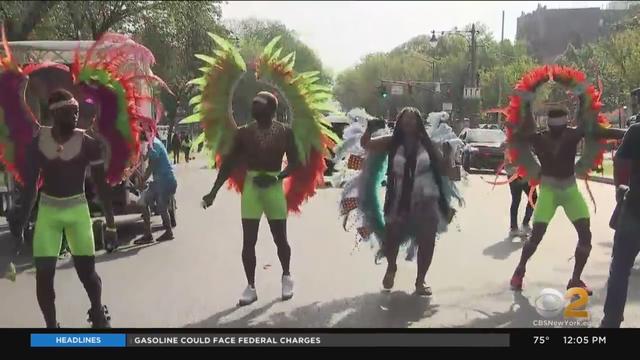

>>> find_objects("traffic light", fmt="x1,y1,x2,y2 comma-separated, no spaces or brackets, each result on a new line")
378,84,388,98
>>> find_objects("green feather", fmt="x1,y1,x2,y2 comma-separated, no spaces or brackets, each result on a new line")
213,49,227,58
308,85,332,93
280,52,294,66
262,36,281,57
270,48,283,63
283,53,296,73
231,50,247,72
187,78,206,87
208,32,231,50
195,54,217,65
189,95,202,106
311,103,336,112
181,113,201,124
361,153,388,242
297,71,320,79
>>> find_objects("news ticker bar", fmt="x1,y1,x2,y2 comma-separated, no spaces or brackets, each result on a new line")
31,333,509,347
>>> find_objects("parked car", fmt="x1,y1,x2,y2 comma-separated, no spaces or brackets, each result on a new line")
459,128,506,172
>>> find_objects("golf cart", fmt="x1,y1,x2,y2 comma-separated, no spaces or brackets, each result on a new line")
3,40,175,253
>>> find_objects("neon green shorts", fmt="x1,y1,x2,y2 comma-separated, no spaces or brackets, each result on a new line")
241,171,287,220
33,194,94,258
532,183,590,224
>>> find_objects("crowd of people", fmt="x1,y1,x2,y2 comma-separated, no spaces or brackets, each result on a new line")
170,132,194,164
0,32,638,331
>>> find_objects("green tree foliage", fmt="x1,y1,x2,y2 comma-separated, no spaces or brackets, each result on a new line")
557,27,640,112
225,18,332,124
133,1,226,115
0,1,57,40
334,23,538,119
1,1,226,122
480,40,538,109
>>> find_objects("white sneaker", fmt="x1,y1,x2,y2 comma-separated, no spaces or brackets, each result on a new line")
521,224,532,236
282,275,294,301
238,285,258,306
508,228,520,237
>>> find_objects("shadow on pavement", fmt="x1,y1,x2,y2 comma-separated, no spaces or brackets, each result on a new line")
454,292,545,328
482,236,525,260
186,291,438,328
56,242,161,270
469,169,501,176
184,300,280,328
597,241,613,249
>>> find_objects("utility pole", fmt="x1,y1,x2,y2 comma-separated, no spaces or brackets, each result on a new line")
432,61,436,82
470,23,478,88
497,10,505,107
468,23,480,127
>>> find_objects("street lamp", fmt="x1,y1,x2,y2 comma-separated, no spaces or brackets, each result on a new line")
429,31,438,48
428,24,480,87
429,24,481,125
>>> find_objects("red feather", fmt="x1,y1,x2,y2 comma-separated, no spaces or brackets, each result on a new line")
213,152,246,193
1,25,14,69
22,62,69,76
284,148,327,214
73,32,164,184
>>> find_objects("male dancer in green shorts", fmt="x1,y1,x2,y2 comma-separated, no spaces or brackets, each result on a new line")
202,92,299,306
14,89,116,327
510,106,626,294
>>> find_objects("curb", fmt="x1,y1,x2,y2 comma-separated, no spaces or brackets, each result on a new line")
578,175,614,185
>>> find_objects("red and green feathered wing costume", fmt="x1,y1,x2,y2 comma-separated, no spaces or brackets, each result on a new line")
187,34,339,213
505,65,610,209
71,33,170,185
0,30,168,187
0,27,69,185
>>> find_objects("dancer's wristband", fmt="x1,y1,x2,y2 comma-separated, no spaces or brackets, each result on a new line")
276,171,289,181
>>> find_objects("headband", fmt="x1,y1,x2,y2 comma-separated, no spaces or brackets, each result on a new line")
49,98,79,111
548,116,568,126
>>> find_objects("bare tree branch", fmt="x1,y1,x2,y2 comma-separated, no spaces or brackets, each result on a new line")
3,1,57,40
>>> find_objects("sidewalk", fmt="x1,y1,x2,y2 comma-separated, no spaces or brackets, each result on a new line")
580,174,614,185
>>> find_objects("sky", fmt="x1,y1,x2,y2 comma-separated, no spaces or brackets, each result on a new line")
221,1,610,73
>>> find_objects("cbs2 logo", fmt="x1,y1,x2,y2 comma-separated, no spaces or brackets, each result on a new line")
564,288,589,318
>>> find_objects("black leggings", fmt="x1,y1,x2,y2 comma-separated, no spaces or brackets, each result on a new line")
241,219,291,286
35,256,102,328
173,148,180,164
184,148,190,163
509,179,537,229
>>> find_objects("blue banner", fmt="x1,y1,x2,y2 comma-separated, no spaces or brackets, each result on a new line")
31,334,126,347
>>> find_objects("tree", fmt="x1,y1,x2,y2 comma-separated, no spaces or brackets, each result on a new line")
556,27,640,112
480,40,538,109
132,1,225,142
334,23,539,121
228,18,330,82
224,18,332,123
334,52,442,117
29,1,168,40
0,1,57,40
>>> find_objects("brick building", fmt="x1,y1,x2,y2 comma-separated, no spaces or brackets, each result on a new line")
516,4,627,63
